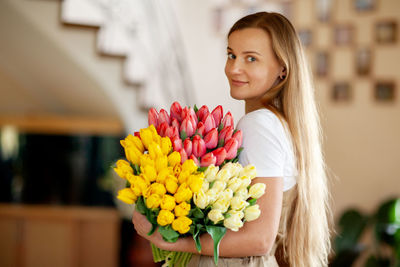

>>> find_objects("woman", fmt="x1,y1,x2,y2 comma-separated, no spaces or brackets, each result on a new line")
132,12,331,267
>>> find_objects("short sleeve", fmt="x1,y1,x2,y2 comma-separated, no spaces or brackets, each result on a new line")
237,109,290,178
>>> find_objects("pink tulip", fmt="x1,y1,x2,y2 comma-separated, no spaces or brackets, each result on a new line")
179,149,188,164
232,130,243,147
224,138,238,160
171,136,183,151
219,126,233,144
202,113,216,134
189,154,200,166
158,109,170,126
182,107,198,125
148,108,159,127
158,122,169,137
170,101,183,122
212,147,227,166
192,135,206,158
200,152,217,167
180,116,196,137
211,105,223,127
221,111,234,128
183,138,192,157
196,105,210,122
165,126,179,139
204,128,218,149
171,126,180,139
196,122,205,137
171,118,180,130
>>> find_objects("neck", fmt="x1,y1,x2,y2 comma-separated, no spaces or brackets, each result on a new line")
245,98,266,114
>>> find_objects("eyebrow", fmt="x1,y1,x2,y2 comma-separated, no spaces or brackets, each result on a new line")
227,47,261,55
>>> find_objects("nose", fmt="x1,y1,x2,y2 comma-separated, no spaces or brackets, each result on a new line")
225,58,243,75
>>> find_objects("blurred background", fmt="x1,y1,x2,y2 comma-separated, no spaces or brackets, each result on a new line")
0,0,399,266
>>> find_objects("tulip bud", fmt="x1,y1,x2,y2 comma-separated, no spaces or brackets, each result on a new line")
189,154,200,166
180,116,196,138
204,165,219,182
179,148,188,164
244,204,261,222
170,101,183,122
202,113,216,135
248,183,266,199
232,130,243,147
208,209,225,224
182,107,198,125
221,111,234,128
158,122,169,137
224,213,243,231
193,189,209,209
158,109,170,126
212,147,227,166
219,126,233,145
183,138,192,157
224,138,239,160
200,152,217,167
171,118,180,130
148,108,159,127
196,122,205,137
204,128,218,149
171,136,182,151
192,135,206,158
196,105,210,122
211,105,223,127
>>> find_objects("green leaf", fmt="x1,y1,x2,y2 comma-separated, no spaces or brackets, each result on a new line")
218,123,224,132
180,130,187,140
193,226,202,252
194,104,199,113
133,164,141,175
248,198,257,206
236,147,244,157
197,166,208,173
192,207,205,219
217,138,224,148
148,223,157,236
125,180,130,188
209,180,216,189
205,225,227,266
158,225,180,243
135,196,147,215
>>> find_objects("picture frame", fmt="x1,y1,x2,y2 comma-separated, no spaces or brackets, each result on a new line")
334,25,354,45
332,82,352,102
316,51,329,77
375,21,397,44
354,0,376,12
355,47,372,76
374,81,396,102
298,29,312,48
316,0,333,23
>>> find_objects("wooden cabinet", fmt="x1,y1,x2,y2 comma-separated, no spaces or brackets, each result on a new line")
0,204,119,267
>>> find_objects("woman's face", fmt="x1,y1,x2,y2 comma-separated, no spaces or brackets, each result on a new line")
225,28,284,101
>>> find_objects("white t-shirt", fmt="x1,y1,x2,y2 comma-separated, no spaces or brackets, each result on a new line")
236,108,298,191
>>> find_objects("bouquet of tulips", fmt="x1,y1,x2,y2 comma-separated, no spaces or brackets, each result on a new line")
114,102,266,266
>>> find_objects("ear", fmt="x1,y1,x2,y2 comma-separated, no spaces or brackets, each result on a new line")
279,66,287,79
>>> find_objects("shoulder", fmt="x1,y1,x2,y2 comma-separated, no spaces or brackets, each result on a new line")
237,108,286,138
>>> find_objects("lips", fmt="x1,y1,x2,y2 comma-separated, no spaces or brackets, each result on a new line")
231,79,248,86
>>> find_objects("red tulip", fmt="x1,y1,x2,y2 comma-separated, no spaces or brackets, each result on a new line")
158,122,169,137
171,118,180,130
192,135,206,158
200,152,217,167
218,126,233,144
212,147,227,166
224,138,238,160
134,131,140,137
170,101,183,122
171,136,183,151
165,126,179,139
202,113,216,134
171,126,179,139
180,116,196,137
179,149,188,164
232,130,243,147
183,138,192,157
182,107,198,125
148,108,159,127
221,111,234,128
189,154,200,166
211,105,223,127
196,105,210,122
158,109,170,126
204,128,218,149
196,122,205,137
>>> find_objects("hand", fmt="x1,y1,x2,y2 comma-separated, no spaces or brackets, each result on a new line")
132,210,168,250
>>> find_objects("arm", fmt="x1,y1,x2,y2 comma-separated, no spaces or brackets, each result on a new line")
133,177,283,257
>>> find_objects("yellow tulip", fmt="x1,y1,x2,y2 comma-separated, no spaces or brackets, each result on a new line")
187,174,204,194
146,194,162,209
155,155,168,173
130,185,141,196
148,142,163,160
140,154,155,168
178,170,190,185
172,216,192,234
121,134,144,153
134,175,149,193
160,137,172,155
168,151,181,167
117,188,137,204
140,128,154,149
182,159,198,174
125,146,142,165
141,165,157,183
148,124,158,139
174,183,193,203
193,189,209,209
160,195,176,211
156,168,172,184
157,210,175,226
148,182,167,197
173,163,182,177
113,159,133,179
165,175,179,194
174,202,191,217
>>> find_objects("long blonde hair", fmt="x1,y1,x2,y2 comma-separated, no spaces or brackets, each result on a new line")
229,12,331,266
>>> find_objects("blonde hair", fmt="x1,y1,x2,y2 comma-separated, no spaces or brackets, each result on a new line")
229,12,331,266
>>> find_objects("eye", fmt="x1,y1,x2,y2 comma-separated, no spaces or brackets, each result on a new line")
247,56,256,62
227,52,236,60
